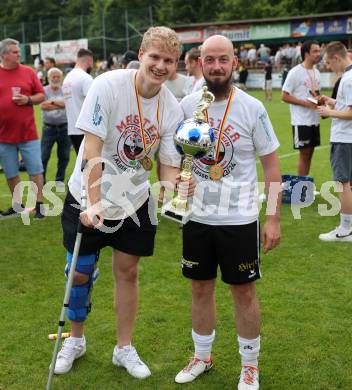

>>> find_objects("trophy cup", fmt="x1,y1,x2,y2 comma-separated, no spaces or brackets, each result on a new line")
161,86,215,224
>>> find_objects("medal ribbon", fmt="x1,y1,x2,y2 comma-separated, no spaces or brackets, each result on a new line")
304,66,318,95
134,72,160,157
205,88,234,163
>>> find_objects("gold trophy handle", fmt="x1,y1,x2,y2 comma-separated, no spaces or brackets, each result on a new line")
171,154,193,211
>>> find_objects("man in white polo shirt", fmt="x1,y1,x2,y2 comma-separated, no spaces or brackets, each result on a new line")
318,41,352,242
62,48,93,154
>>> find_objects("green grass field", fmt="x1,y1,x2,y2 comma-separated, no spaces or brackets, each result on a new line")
0,90,351,390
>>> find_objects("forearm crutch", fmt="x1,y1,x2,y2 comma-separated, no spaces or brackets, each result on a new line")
46,160,88,390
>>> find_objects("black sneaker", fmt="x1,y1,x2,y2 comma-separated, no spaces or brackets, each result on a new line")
34,202,45,219
0,204,25,218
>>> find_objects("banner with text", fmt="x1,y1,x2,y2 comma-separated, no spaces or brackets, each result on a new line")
250,23,290,40
291,18,347,38
204,25,250,42
40,39,88,64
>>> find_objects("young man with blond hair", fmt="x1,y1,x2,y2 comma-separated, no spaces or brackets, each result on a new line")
54,26,187,378
175,35,281,390
318,41,352,242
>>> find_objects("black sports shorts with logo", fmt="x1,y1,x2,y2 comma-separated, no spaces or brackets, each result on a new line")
62,191,157,257
182,220,261,284
292,125,320,149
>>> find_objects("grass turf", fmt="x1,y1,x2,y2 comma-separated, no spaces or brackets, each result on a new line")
0,89,351,389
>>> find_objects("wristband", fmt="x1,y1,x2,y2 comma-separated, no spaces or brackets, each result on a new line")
27,96,33,106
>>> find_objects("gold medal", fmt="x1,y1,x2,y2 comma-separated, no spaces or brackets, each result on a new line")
140,156,153,171
209,164,224,180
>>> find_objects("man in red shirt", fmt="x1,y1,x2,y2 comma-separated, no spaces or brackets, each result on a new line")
0,38,45,219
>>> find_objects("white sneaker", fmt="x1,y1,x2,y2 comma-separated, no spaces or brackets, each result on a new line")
112,345,151,379
175,356,213,384
319,227,352,242
238,365,259,390
53,336,86,374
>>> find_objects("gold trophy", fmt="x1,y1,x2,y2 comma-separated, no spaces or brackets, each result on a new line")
162,86,215,224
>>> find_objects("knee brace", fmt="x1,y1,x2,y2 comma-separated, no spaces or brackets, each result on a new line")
64,252,99,322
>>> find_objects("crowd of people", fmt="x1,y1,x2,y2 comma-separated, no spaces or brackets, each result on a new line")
1,29,352,390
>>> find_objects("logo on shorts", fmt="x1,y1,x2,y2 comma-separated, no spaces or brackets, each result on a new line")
248,269,257,279
238,260,258,272
181,258,199,269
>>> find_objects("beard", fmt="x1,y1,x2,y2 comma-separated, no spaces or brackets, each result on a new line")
204,73,234,97
49,81,61,88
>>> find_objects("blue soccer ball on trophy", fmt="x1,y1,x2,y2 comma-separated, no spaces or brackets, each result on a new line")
174,119,214,159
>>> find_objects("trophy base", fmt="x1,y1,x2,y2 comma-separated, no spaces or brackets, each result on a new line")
161,201,192,224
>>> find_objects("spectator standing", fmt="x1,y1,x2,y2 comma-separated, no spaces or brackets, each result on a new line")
264,61,273,101
165,66,187,101
238,61,249,90
239,45,248,63
282,40,321,176
119,50,138,69
0,38,45,218
62,48,93,154
318,42,352,242
40,67,70,186
37,59,45,85
43,57,56,86
257,43,270,64
331,49,352,99
184,47,204,94
247,46,257,67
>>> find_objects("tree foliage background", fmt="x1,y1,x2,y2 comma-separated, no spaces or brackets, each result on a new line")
0,0,351,27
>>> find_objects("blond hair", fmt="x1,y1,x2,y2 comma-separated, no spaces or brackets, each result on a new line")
325,41,348,59
140,26,182,59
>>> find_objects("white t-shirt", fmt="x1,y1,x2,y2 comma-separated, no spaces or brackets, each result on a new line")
331,67,352,143
184,76,205,95
180,87,280,225
282,64,320,126
68,69,183,220
62,68,93,136
164,73,187,101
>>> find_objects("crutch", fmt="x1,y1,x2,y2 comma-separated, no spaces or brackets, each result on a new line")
46,160,88,390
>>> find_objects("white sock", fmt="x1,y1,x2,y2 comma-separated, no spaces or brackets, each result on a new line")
192,329,215,361
116,343,132,351
238,335,260,368
339,213,352,232
70,335,85,344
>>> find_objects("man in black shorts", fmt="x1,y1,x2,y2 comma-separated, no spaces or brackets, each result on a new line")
175,35,281,390
53,26,187,379
282,40,321,176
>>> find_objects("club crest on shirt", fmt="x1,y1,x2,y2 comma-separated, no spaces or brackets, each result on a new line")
92,96,103,126
112,116,159,171
192,128,240,179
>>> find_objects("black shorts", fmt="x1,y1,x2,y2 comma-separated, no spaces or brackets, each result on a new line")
62,191,157,257
330,142,352,183
182,220,261,285
292,125,320,149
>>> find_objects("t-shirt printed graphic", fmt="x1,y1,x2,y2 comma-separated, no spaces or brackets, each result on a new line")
180,87,279,225
68,69,183,220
